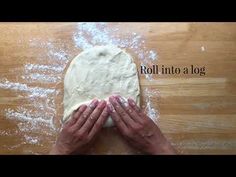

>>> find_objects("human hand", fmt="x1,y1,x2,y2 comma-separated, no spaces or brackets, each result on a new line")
50,99,109,155
107,95,176,155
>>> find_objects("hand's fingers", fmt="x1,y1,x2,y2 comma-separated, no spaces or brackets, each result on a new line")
116,95,143,124
107,102,129,135
128,98,147,118
88,106,109,140
64,105,87,128
109,96,137,127
72,99,99,130
72,105,87,122
79,100,106,134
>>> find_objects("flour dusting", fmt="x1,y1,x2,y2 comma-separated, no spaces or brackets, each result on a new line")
25,63,65,73
201,46,205,52
0,79,56,97
22,73,61,83
24,135,39,145
144,88,160,123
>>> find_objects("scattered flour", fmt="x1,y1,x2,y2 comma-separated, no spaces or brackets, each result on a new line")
144,88,160,123
0,79,56,97
201,46,205,52
22,73,61,83
25,63,65,73
24,135,39,145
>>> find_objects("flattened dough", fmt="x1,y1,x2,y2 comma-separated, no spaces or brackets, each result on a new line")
63,45,140,127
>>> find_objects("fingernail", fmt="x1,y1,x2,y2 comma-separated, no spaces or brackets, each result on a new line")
118,96,129,107
98,100,106,109
107,103,115,113
128,98,136,106
89,99,99,108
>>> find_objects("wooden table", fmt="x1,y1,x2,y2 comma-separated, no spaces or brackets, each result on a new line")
0,23,236,154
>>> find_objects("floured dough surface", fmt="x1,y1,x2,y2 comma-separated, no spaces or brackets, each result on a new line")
63,45,140,127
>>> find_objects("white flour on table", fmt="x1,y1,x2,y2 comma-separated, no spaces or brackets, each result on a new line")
0,23,159,153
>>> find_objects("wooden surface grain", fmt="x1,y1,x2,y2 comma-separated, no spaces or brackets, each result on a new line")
0,23,236,154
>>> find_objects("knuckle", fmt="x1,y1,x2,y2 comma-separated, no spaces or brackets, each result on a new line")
88,116,95,122
127,108,133,113
82,113,89,119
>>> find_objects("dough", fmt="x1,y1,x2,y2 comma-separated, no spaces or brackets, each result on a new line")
63,45,140,127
